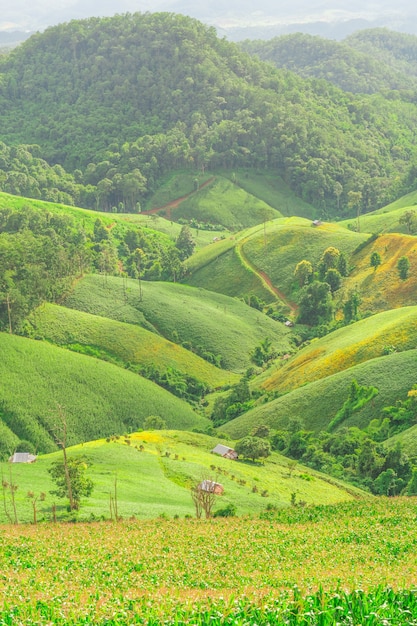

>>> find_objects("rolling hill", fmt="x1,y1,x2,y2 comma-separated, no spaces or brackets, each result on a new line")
221,349,417,438
257,306,417,394
0,430,367,523
63,274,294,372
0,332,209,459
27,302,238,390
1,13,417,215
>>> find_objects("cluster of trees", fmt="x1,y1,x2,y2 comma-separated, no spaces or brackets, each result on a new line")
269,383,417,496
295,246,349,326
0,204,193,332
1,14,417,216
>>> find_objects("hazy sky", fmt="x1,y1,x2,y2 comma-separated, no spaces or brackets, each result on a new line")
2,0,417,35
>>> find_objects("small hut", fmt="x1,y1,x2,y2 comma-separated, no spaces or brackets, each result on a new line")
9,452,37,463
211,443,238,460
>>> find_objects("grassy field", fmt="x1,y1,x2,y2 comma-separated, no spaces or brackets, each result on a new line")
338,189,417,234
257,306,417,394
222,349,417,438
339,233,417,315
220,168,317,218
241,218,368,297
27,303,237,389
64,275,293,372
0,430,365,525
0,333,208,456
146,169,214,210
3,499,417,623
171,176,282,230
0,190,224,252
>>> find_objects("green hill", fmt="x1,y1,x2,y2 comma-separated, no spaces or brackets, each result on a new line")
221,349,417,438
1,13,417,215
241,30,417,94
338,190,417,235
185,217,367,307
0,430,366,523
0,333,208,458
258,306,417,394
169,176,281,230
27,303,238,390
63,274,293,372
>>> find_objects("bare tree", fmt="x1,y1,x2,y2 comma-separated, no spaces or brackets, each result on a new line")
1,467,18,524
191,478,221,519
48,404,75,511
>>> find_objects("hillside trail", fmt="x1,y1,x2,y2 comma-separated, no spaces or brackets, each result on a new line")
141,177,215,219
236,230,298,317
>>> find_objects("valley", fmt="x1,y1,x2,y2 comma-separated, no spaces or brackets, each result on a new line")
2,11,417,623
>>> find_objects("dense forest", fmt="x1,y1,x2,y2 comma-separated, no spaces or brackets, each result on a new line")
241,29,417,94
1,14,417,216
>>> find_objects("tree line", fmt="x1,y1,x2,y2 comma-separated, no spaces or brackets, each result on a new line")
1,13,417,216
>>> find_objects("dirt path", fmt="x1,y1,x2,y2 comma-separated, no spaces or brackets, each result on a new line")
142,177,215,219
236,233,298,316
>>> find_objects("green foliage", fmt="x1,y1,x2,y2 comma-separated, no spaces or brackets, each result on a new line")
397,255,410,279
251,337,275,367
297,280,333,326
64,274,292,373
0,332,209,453
241,31,417,94
327,380,379,432
213,503,236,517
370,251,381,270
235,436,271,461
324,268,342,294
294,260,313,287
48,457,94,510
175,225,195,261
1,14,417,217
143,416,167,430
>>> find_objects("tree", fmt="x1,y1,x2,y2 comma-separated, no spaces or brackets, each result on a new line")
191,478,219,519
143,415,167,430
334,181,343,211
337,252,349,277
297,280,333,326
175,225,195,260
294,260,313,287
406,467,417,496
235,436,271,462
399,210,417,234
347,191,363,232
324,268,342,294
397,256,410,280
343,291,361,322
370,251,381,271
251,424,270,438
49,457,93,511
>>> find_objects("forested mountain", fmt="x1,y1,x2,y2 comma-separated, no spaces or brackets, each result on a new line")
1,13,417,215
241,28,417,94
241,31,417,94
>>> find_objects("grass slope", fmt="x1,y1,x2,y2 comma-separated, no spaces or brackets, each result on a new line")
0,190,224,253
339,233,417,315
27,303,237,389
221,169,317,218
222,349,417,438
241,218,368,296
0,430,365,524
258,306,417,393
64,275,293,372
0,333,208,455
172,176,282,230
